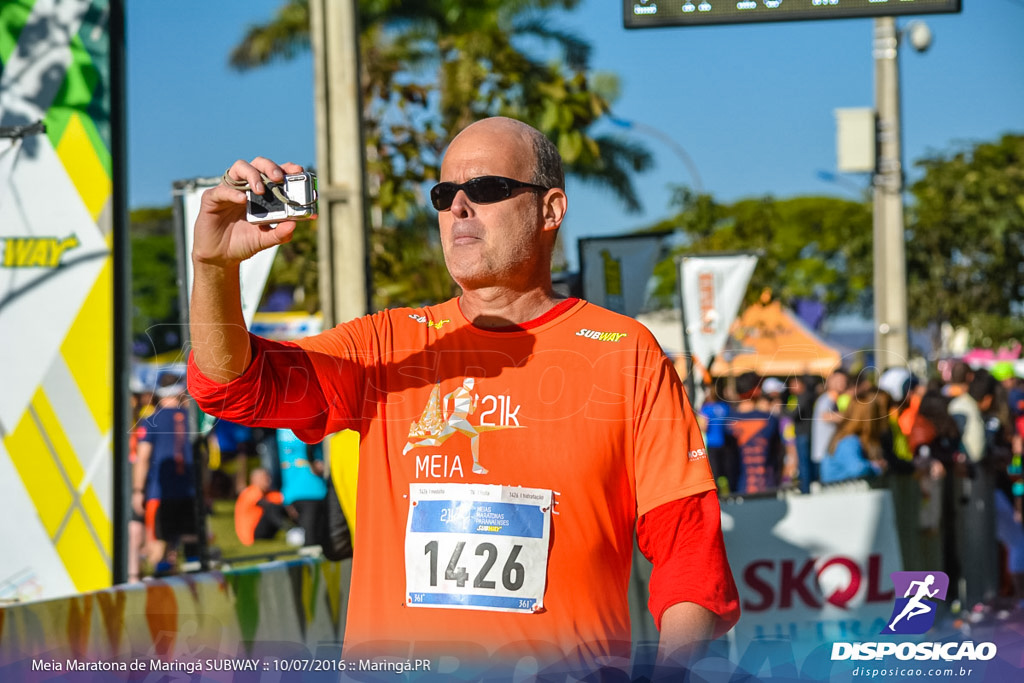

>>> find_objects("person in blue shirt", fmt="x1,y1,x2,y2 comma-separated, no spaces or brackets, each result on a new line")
277,428,328,547
132,373,198,575
698,381,733,493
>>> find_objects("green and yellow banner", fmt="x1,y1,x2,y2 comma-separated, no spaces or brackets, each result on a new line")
0,0,116,601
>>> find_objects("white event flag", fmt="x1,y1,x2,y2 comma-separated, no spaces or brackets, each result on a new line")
679,254,758,368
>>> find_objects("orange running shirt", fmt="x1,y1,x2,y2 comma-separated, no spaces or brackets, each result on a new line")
190,298,715,667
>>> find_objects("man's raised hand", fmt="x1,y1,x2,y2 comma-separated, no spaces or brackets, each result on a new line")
192,157,305,267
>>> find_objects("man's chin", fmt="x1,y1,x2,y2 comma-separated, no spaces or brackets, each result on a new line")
446,264,491,291
451,275,488,292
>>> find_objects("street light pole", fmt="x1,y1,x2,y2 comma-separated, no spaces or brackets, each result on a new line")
310,0,371,326
607,115,704,194
872,17,910,370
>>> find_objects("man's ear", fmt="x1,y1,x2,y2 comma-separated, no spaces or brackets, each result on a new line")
541,188,567,232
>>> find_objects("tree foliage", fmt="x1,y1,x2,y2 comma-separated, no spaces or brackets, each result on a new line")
639,134,1024,354
229,0,652,310
130,206,182,356
645,189,873,315
906,133,1024,347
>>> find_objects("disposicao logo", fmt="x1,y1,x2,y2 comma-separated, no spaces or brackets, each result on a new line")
830,570,998,663
882,571,949,635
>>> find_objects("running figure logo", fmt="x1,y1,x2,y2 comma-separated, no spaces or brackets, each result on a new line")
404,378,520,474
881,571,949,635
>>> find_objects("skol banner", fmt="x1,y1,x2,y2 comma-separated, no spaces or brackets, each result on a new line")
679,253,757,368
718,487,1024,681
721,488,902,655
0,0,119,601
578,234,665,317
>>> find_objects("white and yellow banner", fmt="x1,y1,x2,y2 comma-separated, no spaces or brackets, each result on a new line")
0,0,117,601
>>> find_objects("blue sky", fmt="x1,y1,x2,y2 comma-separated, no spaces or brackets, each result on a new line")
126,1,1024,268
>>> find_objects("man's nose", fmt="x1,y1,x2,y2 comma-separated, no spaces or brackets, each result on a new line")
449,189,472,217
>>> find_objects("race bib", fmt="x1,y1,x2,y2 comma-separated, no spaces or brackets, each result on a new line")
405,483,552,613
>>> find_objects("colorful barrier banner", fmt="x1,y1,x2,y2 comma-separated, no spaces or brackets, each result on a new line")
716,486,1024,682
0,509,1022,681
0,558,349,681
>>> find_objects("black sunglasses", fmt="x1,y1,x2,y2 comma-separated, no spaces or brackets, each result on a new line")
430,175,549,211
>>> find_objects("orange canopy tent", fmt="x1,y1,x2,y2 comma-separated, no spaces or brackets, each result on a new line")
709,300,842,378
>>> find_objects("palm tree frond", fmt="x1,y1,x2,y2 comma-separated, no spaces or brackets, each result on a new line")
512,18,591,70
229,0,310,71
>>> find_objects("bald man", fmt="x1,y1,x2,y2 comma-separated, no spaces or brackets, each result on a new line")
187,117,738,676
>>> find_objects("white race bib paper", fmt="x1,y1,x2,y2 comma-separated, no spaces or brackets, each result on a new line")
405,483,552,613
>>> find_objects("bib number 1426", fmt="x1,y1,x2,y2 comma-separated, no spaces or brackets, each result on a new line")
423,540,524,591
405,483,552,613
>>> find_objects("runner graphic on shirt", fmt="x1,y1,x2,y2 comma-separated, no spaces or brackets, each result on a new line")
404,378,488,473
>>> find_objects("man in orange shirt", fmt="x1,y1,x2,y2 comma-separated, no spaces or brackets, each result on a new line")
187,117,739,676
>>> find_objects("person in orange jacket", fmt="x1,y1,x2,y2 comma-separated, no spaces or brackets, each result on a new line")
234,468,290,545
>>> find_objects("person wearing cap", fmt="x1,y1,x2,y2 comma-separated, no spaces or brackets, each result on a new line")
132,372,198,576
991,360,1017,385
876,367,919,467
186,116,739,674
878,367,911,406
875,368,926,571
758,377,798,487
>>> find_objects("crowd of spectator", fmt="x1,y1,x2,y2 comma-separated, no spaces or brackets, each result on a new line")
130,358,1024,615
697,360,1024,613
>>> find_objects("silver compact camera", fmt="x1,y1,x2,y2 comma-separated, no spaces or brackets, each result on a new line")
246,171,318,224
